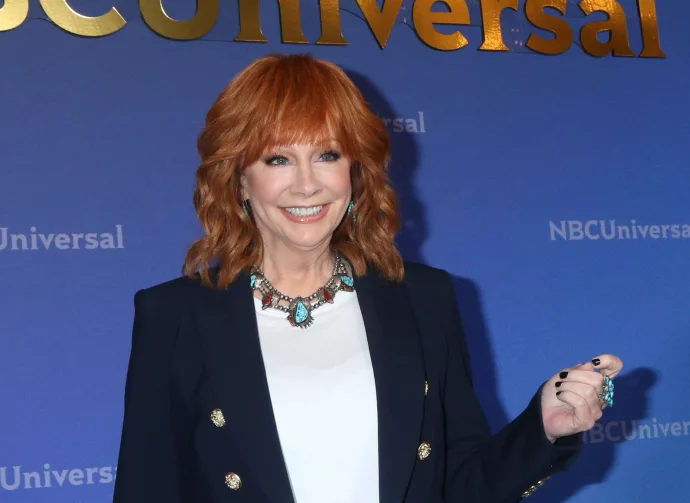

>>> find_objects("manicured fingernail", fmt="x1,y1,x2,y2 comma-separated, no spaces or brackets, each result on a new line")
555,381,562,388
556,391,563,396
592,358,601,366
559,371,568,379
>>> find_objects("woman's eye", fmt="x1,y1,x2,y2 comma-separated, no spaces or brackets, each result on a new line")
319,151,341,162
264,155,289,166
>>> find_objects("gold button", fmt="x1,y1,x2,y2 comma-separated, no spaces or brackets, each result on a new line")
210,408,226,428
418,441,431,460
225,472,242,490
424,381,429,395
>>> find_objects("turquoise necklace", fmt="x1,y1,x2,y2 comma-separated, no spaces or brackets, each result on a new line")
250,251,354,329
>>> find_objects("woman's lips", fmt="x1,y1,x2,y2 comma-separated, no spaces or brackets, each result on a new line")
280,203,331,223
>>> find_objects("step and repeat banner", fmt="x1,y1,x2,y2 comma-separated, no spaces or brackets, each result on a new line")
1,0,688,501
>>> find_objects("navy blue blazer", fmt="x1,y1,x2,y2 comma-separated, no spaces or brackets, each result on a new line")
113,262,580,503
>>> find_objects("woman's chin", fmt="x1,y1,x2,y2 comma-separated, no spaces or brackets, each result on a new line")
281,229,335,251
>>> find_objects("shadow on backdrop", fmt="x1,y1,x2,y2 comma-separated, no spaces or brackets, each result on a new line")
451,276,512,434
347,68,511,441
345,70,425,263
532,367,657,502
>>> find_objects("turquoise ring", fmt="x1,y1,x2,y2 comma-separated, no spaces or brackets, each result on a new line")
598,376,615,408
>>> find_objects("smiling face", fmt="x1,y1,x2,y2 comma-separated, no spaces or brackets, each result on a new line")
240,141,352,254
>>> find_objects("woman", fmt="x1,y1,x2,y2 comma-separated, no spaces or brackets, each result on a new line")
113,53,622,503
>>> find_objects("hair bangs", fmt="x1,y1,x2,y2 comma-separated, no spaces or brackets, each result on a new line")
239,58,362,167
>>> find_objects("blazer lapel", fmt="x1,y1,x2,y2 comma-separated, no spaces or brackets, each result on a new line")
194,270,294,503
356,271,426,503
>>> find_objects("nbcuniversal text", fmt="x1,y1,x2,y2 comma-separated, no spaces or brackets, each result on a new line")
549,220,690,241
0,464,116,491
0,225,124,251
0,0,665,57
583,418,690,444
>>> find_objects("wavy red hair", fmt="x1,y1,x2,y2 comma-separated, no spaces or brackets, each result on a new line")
184,53,403,288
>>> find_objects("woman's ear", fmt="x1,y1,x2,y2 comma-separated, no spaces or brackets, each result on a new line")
239,173,249,200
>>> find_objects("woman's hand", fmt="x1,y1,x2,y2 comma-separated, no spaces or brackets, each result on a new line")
540,354,623,443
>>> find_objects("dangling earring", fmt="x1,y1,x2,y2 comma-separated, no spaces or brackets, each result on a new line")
347,200,357,223
242,199,251,216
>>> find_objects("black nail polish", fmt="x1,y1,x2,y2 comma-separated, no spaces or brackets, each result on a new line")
559,371,568,379
592,358,601,366
555,381,562,388
556,391,562,396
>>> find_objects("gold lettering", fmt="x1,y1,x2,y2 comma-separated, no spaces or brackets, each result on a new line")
637,0,665,58
39,0,125,36
413,0,470,51
235,0,266,42
140,0,218,40
235,0,308,43
356,0,404,49
479,0,518,51
316,0,347,45
525,0,572,55
579,0,634,57
275,0,308,43
0,0,28,32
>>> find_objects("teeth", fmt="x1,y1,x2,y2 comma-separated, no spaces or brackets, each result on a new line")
285,205,324,217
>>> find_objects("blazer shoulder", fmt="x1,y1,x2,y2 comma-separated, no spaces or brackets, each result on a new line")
127,273,217,351
133,270,211,311
403,261,453,290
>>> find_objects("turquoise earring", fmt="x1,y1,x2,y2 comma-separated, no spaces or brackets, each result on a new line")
242,199,251,216
347,200,357,223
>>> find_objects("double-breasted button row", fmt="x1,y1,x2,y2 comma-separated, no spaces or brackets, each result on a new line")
210,409,242,490
212,407,431,490
420,381,430,460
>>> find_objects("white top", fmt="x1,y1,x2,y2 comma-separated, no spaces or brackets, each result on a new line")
254,291,380,503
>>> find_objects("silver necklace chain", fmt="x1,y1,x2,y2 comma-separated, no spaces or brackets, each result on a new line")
250,251,355,328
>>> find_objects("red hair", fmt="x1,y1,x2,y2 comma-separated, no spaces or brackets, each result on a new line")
184,53,403,288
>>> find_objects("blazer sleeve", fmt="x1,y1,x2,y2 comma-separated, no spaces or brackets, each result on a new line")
438,272,581,503
113,289,184,503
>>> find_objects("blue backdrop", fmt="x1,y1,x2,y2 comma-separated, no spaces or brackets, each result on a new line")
2,0,688,501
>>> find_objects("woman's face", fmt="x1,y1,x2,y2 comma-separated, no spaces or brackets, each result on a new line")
241,141,352,254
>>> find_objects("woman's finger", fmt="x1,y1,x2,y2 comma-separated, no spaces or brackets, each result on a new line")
590,354,623,378
555,389,598,431
571,361,596,372
556,381,604,420
556,369,605,390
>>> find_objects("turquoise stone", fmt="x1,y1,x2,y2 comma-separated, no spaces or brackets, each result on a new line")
250,274,256,287
602,376,615,407
341,275,354,287
604,377,614,393
295,301,309,324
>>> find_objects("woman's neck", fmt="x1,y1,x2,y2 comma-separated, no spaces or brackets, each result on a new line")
259,244,335,298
